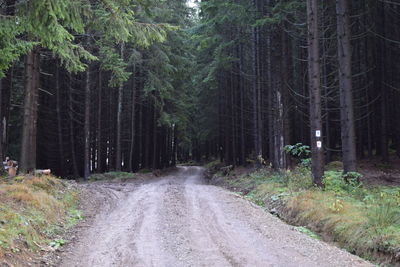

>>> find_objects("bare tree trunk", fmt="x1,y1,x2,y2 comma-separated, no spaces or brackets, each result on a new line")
321,1,331,163
0,78,3,163
144,105,150,168
20,48,40,173
336,0,357,173
138,96,143,169
172,125,177,166
252,2,262,167
307,0,324,185
238,44,245,165
282,29,291,169
230,71,236,166
152,103,157,169
379,3,389,162
84,62,91,179
116,43,125,171
97,70,103,173
55,65,65,175
68,74,79,177
1,67,12,162
0,0,15,163
128,69,136,172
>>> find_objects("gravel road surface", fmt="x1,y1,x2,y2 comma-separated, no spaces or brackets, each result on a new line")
58,166,371,267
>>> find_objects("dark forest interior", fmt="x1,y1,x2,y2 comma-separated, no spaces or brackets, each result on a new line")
0,0,399,182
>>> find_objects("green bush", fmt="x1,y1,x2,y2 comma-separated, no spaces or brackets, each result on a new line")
284,143,311,157
323,171,365,198
299,158,311,168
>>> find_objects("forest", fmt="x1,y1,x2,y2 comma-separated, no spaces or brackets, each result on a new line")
1,0,400,266
0,0,400,182
192,0,400,185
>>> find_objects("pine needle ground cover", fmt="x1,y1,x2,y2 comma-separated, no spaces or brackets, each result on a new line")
0,175,81,265
209,163,400,265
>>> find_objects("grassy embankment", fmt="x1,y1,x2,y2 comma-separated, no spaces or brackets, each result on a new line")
206,161,400,265
0,174,81,264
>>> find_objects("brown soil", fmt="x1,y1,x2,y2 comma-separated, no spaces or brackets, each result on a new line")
358,157,400,186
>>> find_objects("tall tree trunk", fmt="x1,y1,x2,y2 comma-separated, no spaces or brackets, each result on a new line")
321,1,331,163
0,78,3,163
97,70,103,173
138,95,143,169
230,71,236,166
20,48,40,173
128,70,136,172
55,65,65,175
266,23,274,168
252,4,261,166
116,43,125,171
379,3,389,162
238,44,245,165
1,67,12,161
307,0,324,185
336,0,357,173
84,63,91,179
1,0,15,163
282,29,291,169
152,102,157,169
68,74,79,177
172,125,177,166
144,105,150,169
218,78,224,162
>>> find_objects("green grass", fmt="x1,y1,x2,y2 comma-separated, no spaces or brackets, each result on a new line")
88,171,136,181
214,166,400,265
137,169,152,174
295,226,321,240
204,160,224,175
0,175,81,257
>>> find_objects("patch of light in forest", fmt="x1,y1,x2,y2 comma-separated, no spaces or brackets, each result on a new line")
187,0,198,8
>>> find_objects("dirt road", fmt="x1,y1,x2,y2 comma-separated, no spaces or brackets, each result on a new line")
57,167,370,267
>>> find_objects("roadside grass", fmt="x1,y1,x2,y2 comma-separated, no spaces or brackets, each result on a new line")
179,160,198,166
217,166,400,264
88,171,136,181
204,160,223,170
204,160,224,176
0,175,80,258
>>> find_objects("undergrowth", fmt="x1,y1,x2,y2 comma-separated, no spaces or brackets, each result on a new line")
88,171,136,181
216,166,400,265
0,175,80,259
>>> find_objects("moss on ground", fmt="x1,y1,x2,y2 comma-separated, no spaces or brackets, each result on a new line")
212,166,400,265
0,175,80,259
